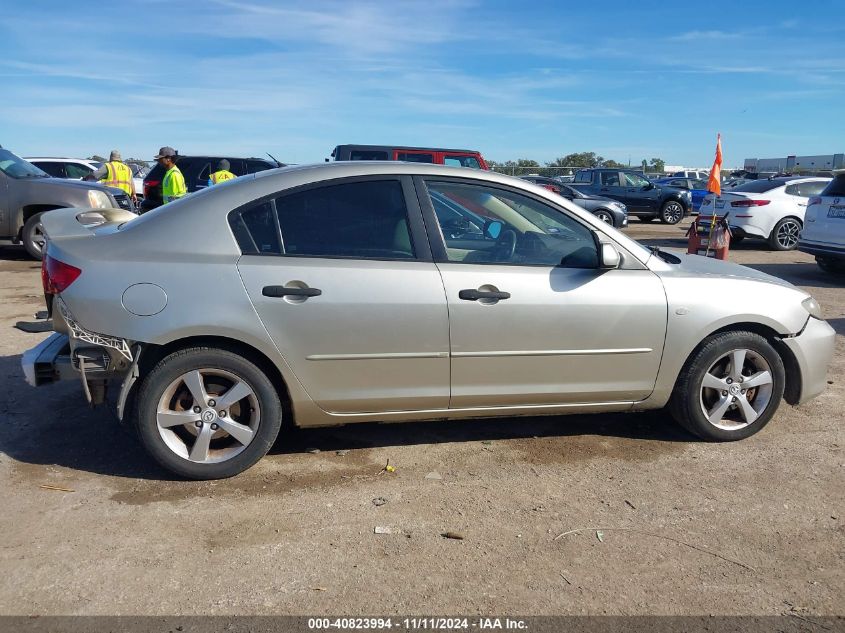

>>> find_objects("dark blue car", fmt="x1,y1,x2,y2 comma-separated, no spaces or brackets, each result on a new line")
654,177,710,213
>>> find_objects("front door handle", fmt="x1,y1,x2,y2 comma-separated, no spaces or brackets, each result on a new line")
262,285,322,298
459,289,511,301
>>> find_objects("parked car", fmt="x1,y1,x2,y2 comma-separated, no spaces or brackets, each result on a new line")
25,157,145,201
520,175,627,227
654,177,710,213
330,144,489,170
141,155,280,211
0,146,131,258
570,168,692,224
24,162,834,479
699,177,831,250
671,170,710,180
799,171,845,273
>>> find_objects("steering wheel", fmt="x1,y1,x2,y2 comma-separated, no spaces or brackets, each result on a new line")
493,229,518,262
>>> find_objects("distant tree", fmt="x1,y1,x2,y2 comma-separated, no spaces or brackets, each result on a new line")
602,159,625,168
648,157,666,173
89,154,106,162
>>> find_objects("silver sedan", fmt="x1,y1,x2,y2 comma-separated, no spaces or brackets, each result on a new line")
24,163,836,479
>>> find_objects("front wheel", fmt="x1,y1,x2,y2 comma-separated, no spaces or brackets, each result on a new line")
816,256,845,274
22,213,46,260
768,217,802,251
594,210,614,225
659,201,685,224
669,331,785,441
134,347,283,479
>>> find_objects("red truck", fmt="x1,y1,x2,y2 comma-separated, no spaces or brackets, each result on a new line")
330,144,489,170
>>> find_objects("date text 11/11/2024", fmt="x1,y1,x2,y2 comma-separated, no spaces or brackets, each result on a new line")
308,618,528,630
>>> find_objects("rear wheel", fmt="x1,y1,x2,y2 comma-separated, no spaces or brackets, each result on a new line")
659,201,685,224
134,347,282,479
669,331,785,441
22,213,46,260
768,217,801,251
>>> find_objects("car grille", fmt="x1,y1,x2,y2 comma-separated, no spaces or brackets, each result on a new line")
113,193,132,211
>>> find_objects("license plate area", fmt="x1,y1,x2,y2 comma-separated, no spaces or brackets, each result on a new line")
827,205,845,218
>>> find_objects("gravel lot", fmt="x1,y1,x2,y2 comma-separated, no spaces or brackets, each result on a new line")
0,220,842,616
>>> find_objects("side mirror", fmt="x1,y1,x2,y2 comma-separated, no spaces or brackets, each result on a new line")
643,182,655,191
599,243,621,269
484,220,503,239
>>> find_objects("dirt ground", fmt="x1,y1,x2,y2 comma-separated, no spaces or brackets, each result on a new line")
0,221,842,617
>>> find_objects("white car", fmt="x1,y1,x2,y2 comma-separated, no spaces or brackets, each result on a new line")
699,177,831,250
799,171,845,273
671,170,710,180
25,157,144,200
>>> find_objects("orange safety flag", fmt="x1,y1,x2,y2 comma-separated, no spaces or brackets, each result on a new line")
706,133,722,196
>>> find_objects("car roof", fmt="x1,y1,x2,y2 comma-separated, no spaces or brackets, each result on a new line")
24,157,96,162
333,144,480,154
175,155,274,161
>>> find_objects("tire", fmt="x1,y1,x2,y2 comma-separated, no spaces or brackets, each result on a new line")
669,331,785,442
659,200,685,225
594,210,614,225
22,213,47,260
730,234,745,244
134,346,283,479
768,217,802,251
816,256,845,274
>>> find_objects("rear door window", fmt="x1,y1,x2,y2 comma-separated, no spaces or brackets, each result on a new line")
32,162,66,178
600,172,621,186
232,180,416,260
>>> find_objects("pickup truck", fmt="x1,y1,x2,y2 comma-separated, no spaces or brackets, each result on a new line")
0,146,131,258
570,168,692,224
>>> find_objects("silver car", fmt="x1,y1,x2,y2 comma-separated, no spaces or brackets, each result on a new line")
23,163,835,479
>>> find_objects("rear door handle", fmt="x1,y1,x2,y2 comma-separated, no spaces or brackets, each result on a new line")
262,285,322,298
459,289,511,301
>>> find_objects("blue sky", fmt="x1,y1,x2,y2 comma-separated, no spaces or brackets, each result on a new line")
1,0,843,168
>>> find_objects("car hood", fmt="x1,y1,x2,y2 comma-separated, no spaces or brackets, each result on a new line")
652,252,797,289
32,177,117,195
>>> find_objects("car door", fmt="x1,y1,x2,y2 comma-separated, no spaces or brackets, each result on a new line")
235,176,450,414
417,177,668,408
622,172,661,213
784,180,828,221
597,170,626,204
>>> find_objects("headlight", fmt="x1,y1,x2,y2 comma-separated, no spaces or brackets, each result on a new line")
802,297,822,319
87,189,111,209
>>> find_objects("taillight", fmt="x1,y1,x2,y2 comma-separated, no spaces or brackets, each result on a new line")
808,196,822,207
144,179,160,198
42,254,81,294
730,199,770,207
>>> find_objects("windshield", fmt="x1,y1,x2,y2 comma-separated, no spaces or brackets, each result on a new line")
0,149,50,179
731,179,786,194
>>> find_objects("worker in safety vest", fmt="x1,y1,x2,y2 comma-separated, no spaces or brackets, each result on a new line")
154,146,187,204
208,159,236,186
91,150,137,203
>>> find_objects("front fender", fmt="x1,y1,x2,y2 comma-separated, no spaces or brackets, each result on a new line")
639,274,810,408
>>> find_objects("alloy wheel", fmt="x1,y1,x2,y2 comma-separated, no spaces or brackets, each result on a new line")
595,211,613,224
698,348,774,431
156,368,260,463
776,220,801,250
662,202,684,224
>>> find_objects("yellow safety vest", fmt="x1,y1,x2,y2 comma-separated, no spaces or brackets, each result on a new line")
210,169,236,185
100,161,133,195
162,166,187,204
